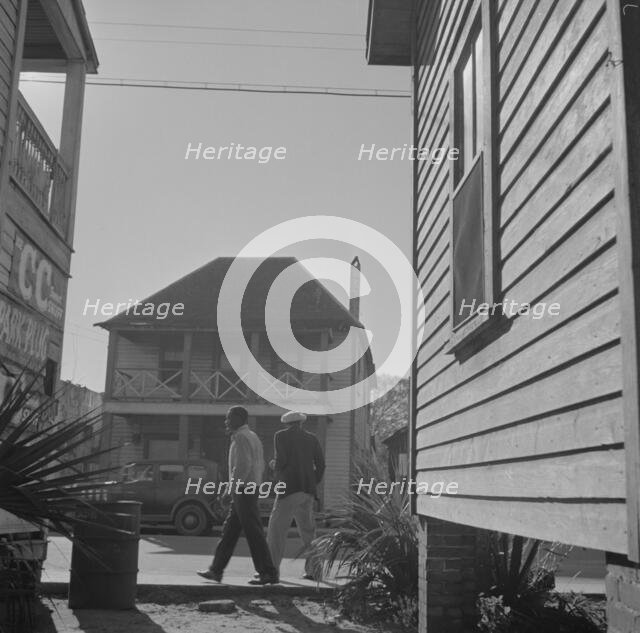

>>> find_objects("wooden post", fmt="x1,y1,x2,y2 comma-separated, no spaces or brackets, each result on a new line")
250,331,260,399
178,415,189,459
608,0,640,562
58,60,86,244
181,332,192,400
104,331,119,397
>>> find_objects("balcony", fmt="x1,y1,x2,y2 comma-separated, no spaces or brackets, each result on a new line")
111,367,325,404
10,93,70,238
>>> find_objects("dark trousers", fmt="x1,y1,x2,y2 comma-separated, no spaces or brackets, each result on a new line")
210,492,277,578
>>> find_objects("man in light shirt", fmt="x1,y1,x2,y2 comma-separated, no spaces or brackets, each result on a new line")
197,406,278,585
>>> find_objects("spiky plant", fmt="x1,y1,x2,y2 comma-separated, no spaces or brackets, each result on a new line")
478,534,603,633
0,372,119,534
311,457,419,625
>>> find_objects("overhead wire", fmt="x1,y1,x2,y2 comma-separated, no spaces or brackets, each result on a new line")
21,77,411,98
93,36,363,52
89,21,362,38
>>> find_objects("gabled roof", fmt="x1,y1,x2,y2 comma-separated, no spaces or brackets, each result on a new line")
96,257,364,331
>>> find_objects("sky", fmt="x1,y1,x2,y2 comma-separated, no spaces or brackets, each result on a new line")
20,0,413,393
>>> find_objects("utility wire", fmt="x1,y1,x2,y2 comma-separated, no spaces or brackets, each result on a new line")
94,36,363,52
90,20,362,38
21,77,411,99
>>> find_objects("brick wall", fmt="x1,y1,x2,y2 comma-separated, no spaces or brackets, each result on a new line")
418,516,490,633
606,553,640,633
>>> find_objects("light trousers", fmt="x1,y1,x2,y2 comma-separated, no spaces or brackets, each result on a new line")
267,491,318,576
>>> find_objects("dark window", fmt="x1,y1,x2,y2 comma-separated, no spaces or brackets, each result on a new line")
454,22,483,185
449,4,497,338
44,358,57,396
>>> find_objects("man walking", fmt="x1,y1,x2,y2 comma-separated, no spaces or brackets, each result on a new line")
267,411,325,580
197,405,278,585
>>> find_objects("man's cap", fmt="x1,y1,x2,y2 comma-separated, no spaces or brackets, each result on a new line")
281,411,307,424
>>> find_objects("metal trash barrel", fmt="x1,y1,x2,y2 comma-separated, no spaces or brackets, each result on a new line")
68,501,141,609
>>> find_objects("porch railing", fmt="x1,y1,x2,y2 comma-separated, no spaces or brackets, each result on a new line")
112,368,183,400
111,367,325,403
10,93,70,238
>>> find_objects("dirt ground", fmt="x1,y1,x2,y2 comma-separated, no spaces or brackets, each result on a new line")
33,597,399,633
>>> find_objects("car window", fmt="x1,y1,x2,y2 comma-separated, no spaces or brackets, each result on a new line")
159,464,184,481
186,465,208,479
122,464,154,482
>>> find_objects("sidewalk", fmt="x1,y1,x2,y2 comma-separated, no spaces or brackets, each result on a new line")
41,533,342,598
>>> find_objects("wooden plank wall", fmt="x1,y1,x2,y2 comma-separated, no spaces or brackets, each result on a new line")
0,0,18,287
413,0,625,552
115,332,161,369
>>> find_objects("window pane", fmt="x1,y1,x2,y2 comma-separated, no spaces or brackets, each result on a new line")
474,28,484,157
452,156,485,327
462,53,474,174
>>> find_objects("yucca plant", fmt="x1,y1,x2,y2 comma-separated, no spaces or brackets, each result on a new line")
0,371,124,633
311,457,419,626
478,534,603,633
0,371,118,533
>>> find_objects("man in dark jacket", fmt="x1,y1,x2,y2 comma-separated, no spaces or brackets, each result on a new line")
266,411,325,579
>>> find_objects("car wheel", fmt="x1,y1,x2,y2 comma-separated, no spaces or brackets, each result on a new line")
174,504,209,536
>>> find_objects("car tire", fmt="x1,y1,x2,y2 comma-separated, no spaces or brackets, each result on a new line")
174,503,210,536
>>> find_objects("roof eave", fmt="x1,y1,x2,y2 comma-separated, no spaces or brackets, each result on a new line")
366,0,412,66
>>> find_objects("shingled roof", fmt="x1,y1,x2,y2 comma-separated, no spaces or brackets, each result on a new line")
96,257,364,331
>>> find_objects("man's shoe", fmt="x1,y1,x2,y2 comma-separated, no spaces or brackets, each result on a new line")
248,575,279,585
196,569,222,582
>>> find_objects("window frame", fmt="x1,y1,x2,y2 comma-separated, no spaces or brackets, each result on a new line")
446,0,501,356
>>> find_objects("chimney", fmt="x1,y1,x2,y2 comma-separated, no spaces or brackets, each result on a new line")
349,256,361,320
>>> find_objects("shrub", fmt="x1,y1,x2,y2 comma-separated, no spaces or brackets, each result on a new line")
311,458,418,628
477,533,605,633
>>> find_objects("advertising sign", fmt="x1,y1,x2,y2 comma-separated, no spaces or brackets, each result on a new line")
9,229,66,325
0,295,51,366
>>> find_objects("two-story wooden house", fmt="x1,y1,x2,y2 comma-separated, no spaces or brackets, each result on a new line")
367,0,640,631
0,0,97,537
97,256,374,513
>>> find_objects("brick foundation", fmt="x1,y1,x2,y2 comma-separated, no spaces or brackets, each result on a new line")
606,552,640,633
418,517,490,633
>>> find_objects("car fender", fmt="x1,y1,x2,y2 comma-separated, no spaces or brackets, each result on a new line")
171,495,223,521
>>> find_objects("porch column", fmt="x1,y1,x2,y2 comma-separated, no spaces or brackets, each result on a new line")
58,60,86,243
181,332,192,400
178,415,189,459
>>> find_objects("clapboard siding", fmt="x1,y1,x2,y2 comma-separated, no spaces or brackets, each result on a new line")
116,334,160,368
417,496,627,553
413,0,625,551
0,0,17,155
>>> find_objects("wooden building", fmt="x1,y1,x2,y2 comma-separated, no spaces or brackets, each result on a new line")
0,0,97,400
0,0,97,537
97,256,373,512
367,0,640,631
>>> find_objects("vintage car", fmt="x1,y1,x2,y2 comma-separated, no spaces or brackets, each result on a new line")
108,458,226,536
